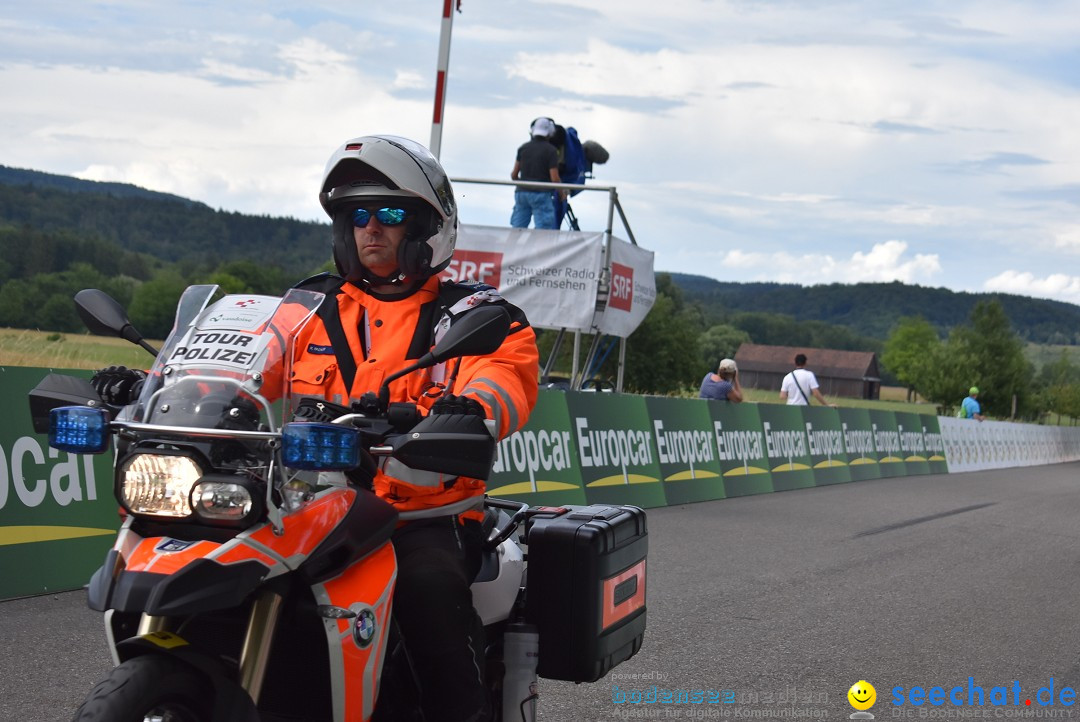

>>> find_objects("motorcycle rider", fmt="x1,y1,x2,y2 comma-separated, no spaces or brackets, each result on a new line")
92,135,539,721
297,135,538,721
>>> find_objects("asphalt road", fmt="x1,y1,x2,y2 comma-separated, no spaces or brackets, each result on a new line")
4,462,1080,722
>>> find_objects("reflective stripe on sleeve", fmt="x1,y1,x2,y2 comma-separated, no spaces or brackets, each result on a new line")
463,377,520,437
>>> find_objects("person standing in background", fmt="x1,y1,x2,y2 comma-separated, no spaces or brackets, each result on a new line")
960,386,985,421
780,353,836,407
510,117,564,229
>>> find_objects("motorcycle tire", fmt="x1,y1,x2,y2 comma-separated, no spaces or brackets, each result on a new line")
70,655,212,722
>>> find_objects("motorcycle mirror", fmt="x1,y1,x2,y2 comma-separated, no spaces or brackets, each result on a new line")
378,305,512,409
74,289,158,356
426,305,512,366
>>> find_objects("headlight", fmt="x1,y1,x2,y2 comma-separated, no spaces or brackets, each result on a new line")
193,480,253,521
120,453,203,517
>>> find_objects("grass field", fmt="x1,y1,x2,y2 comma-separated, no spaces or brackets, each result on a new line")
733,385,933,413
0,327,959,417
0,327,157,370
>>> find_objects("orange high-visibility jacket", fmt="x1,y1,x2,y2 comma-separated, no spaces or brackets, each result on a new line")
290,274,539,516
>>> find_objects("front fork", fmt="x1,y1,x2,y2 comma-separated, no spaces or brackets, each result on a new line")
130,588,285,706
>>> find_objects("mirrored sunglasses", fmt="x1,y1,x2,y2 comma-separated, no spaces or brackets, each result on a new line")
352,207,408,227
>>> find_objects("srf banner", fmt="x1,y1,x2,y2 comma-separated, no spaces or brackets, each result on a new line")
452,225,603,332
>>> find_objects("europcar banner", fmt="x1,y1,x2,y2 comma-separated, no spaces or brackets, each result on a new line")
838,408,882,482
486,390,587,506
6,365,1080,601
801,406,852,486
0,367,119,599
869,409,909,478
707,401,773,497
756,405,817,492
592,236,657,338
564,392,667,508
894,412,939,476
645,397,725,506
451,224,603,332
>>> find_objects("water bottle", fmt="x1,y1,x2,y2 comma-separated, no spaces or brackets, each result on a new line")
501,622,539,722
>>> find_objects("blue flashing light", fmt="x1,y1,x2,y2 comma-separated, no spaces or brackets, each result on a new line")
282,422,361,471
49,406,110,454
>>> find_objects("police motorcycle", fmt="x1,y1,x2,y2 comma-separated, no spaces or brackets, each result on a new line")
30,286,648,722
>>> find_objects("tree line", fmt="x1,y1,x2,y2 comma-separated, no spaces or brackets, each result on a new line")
609,275,1079,422
2,169,1078,416
882,304,1080,421
0,224,328,338
672,274,1080,346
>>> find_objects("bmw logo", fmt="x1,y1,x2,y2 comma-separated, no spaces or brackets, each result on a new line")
353,609,377,648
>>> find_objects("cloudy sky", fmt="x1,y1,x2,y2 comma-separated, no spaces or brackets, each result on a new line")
3,1,1080,305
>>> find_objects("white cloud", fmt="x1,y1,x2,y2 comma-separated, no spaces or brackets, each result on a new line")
393,70,427,90
983,271,1080,305
2,0,1080,308
720,241,941,286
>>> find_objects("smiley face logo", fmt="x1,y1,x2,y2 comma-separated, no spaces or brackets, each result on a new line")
848,680,876,711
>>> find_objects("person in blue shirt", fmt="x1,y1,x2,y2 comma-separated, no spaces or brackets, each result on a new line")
699,358,743,402
961,386,985,421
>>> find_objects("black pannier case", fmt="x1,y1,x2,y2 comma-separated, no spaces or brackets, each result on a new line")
524,504,648,682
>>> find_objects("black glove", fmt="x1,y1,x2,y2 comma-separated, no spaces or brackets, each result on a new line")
90,365,147,406
292,397,351,424
429,393,485,418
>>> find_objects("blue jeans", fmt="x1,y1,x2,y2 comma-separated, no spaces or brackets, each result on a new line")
510,190,557,229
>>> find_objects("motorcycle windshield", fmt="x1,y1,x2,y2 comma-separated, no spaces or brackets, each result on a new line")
132,287,324,431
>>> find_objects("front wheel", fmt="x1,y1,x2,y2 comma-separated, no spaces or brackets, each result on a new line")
71,655,212,722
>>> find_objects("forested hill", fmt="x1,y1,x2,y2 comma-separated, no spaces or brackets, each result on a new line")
669,273,1080,345
0,164,331,273
3,165,1078,345
0,165,200,206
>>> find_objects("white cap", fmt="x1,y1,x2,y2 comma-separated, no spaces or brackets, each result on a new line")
718,358,738,373
531,117,556,137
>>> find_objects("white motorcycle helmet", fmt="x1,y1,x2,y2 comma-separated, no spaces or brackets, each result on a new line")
319,135,457,288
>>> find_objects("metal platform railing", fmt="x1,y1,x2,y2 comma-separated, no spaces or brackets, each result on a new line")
450,177,642,392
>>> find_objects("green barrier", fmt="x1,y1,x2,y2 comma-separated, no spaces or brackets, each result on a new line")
708,400,774,497
838,408,883,481
802,406,853,486
564,392,668,508
757,404,817,492
0,367,119,599
868,409,910,478
486,390,587,506
10,365,1080,602
894,411,939,475
645,396,725,505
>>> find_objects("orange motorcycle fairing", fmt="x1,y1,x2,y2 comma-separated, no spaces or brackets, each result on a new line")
313,540,397,722
248,487,359,562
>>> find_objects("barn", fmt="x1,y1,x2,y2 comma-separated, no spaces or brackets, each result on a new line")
732,343,881,400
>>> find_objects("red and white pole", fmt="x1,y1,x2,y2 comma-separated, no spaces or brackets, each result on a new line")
430,0,458,159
